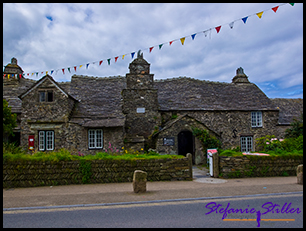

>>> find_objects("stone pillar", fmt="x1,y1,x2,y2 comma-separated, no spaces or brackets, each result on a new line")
187,153,193,179
133,170,147,193
212,152,219,178
297,164,303,185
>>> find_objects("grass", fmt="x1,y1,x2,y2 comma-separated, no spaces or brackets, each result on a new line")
3,144,185,162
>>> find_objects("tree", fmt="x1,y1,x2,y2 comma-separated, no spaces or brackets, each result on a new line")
285,113,303,138
3,99,17,138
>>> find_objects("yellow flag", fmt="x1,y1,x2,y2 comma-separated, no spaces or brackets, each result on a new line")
180,37,186,45
122,54,125,59
256,11,263,19
46,71,48,75
79,65,83,69
8,74,10,79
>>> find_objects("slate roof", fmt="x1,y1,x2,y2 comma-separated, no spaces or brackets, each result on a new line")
271,98,303,125
154,77,278,111
4,73,302,127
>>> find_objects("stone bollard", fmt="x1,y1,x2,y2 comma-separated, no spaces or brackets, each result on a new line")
133,170,147,193
297,164,303,185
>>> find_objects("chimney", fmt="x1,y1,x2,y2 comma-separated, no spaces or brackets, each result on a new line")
232,67,250,84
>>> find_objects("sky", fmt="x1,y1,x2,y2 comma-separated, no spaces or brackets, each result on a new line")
3,3,303,99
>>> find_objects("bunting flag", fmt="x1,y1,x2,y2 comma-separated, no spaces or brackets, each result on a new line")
256,11,264,19
272,6,279,13
215,26,221,33
242,16,248,24
180,37,186,45
17,3,295,79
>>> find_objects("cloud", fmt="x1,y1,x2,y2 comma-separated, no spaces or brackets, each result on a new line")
3,3,303,99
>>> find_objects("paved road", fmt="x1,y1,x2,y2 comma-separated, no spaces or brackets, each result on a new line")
3,193,303,228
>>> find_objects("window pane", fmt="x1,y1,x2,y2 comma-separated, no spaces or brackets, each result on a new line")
96,130,103,148
47,91,53,102
39,131,45,151
88,130,95,148
39,92,45,102
46,131,54,150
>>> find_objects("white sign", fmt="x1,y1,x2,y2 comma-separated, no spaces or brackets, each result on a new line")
136,107,145,113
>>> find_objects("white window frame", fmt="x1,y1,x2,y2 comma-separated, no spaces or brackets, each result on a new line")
38,131,54,151
251,111,262,127
88,129,103,149
241,136,253,152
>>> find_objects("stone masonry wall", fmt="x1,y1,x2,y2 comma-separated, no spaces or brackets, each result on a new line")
219,155,303,178
3,156,192,188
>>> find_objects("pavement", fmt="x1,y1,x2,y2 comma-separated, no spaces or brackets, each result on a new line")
3,166,303,209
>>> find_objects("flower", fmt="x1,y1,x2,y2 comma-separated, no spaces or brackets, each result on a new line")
266,142,270,145
279,139,284,142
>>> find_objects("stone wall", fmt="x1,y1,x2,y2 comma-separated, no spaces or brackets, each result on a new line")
219,155,303,178
3,156,192,188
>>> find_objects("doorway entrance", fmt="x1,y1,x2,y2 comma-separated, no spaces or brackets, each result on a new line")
178,130,195,164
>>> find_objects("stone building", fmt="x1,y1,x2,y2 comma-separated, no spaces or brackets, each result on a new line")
3,55,303,164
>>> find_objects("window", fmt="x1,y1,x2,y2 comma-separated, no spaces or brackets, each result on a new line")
88,129,103,149
241,136,253,152
39,131,54,151
39,90,53,102
251,111,262,127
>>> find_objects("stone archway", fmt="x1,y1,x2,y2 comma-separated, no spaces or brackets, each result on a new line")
178,130,195,164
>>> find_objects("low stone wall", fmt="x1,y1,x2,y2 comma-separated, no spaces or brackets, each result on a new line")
3,156,192,188
219,155,303,178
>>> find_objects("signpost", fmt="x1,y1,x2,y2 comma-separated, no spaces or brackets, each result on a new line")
207,149,218,177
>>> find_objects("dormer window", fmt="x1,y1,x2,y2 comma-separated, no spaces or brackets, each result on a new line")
39,90,53,102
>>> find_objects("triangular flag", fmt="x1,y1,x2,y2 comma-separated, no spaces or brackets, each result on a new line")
203,30,209,37
215,26,221,33
8,74,10,79
31,73,34,76
46,71,48,75
79,65,83,69
191,34,196,40
86,63,90,69
122,54,125,59
149,47,154,53
169,41,174,46
180,37,185,45
159,44,163,50
19,74,22,79
99,60,103,66
62,69,65,74
3,74,6,79
74,66,77,72
115,56,119,62
289,3,294,6
131,52,135,59
242,16,248,24
229,21,234,29
36,73,38,77
68,67,71,73
256,11,263,19
51,70,54,75
272,6,279,13
107,58,111,65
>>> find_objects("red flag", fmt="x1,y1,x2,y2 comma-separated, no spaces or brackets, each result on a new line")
169,41,174,46
149,47,154,53
272,6,279,13
62,68,65,74
215,26,221,33
99,60,103,66
115,56,119,62
74,66,77,72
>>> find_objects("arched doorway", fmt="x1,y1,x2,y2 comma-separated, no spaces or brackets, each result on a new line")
178,130,195,164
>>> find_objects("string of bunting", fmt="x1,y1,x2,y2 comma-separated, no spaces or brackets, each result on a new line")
3,3,295,79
